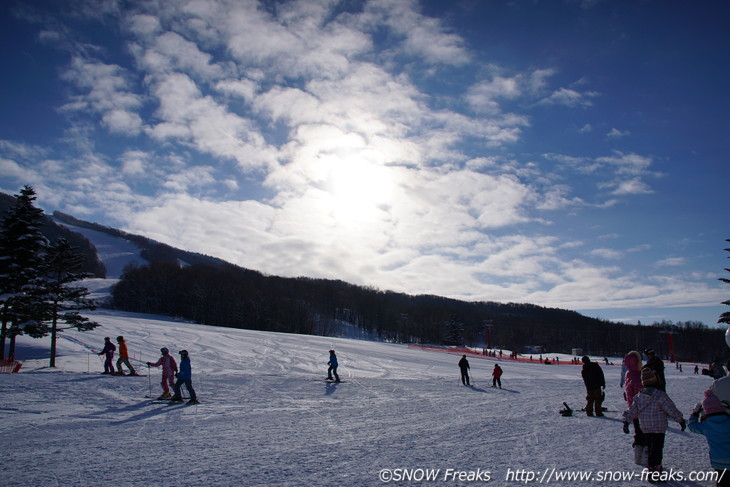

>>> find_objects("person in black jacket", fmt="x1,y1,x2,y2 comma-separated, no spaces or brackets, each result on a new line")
644,348,666,391
458,355,471,386
581,356,605,416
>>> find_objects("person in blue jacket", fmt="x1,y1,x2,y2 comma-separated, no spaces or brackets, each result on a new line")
327,350,340,382
170,350,198,404
687,389,730,487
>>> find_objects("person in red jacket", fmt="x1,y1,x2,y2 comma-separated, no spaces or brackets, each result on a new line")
492,364,503,389
147,347,178,399
115,336,137,376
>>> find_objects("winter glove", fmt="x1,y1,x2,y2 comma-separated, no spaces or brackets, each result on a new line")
691,403,702,417
146,362,152,366
679,419,686,431
622,422,630,434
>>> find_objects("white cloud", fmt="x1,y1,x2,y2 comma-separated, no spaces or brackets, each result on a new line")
60,57,143,136
539,87,598,108
606,127,630,138
656,257,686,267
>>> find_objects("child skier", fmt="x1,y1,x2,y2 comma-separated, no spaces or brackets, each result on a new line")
688,389,730,487
170,350,198,404
623,351,647,465
623,368,686,481
146,347,178,399
327,350,340,382
97,337,116,374
492,364,503,389
115,336,137,376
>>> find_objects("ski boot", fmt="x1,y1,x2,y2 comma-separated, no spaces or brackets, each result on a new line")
157,392,172,400
187,399,199,405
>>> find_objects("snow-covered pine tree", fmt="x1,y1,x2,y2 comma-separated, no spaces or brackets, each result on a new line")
0,186,49,360
42,238,99,367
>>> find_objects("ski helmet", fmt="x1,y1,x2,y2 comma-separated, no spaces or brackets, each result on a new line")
179,350,189,357
160,347,169,354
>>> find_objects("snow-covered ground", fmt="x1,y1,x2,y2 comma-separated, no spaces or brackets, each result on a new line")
0,309,723,487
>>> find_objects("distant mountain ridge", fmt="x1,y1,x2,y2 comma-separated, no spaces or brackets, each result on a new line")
52,211,230,275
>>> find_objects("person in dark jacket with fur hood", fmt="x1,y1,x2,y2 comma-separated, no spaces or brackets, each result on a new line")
581,356,605,416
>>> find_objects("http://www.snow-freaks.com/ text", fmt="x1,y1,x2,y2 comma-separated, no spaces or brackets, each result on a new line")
377,466,725,484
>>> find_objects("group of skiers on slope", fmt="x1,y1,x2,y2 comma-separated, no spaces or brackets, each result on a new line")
97,336,197,404
97,336,139,376
579,348,730,486
146,348,198,404
458,355,503,389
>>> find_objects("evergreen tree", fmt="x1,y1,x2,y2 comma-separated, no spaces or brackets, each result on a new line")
443,315,465,345
719,239,730,325
0,186,48,359
42,238,99,367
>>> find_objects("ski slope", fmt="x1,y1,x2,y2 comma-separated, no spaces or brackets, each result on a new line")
0,309,723,487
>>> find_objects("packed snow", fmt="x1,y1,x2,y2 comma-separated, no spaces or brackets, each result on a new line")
0,308,725,487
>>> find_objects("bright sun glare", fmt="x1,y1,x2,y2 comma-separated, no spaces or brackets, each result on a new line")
324,155,394,222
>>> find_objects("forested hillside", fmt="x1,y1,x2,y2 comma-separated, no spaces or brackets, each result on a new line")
110,261,726,362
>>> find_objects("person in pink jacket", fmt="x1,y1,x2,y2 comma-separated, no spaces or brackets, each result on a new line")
623,351,647,465
146,347,178,399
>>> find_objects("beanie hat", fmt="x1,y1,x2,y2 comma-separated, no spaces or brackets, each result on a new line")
710,376,730,405
701,389,726,418
641,367,658,386
581,356,590,364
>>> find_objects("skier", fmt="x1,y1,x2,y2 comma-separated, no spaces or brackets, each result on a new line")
146,347,178,399
458,355,470,386
97,337,116,374
687,389,730,487
492,364,503,389
115,336,137,376
581,356,605,416
643,348,666,391
327,350,340,382
623,351,647,466
622,368,686,481
170,350,198,404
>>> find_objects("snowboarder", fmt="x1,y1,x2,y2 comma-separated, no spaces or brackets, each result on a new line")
97,337,116,374
492,364,503,389
643,348,666,391
458,355,470,386
170,350,198,404
687,389,730,487
581,356,605,416
146,347,178,399
115,336,137,376
623,351,647,466
327,350,340,382
622,368,686,480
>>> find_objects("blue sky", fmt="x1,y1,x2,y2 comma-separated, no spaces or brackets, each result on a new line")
1,0,728,327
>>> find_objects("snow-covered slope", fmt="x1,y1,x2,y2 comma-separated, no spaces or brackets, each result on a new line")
1,309,722,487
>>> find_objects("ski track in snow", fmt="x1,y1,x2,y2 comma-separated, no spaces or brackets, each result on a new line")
0,309,722,487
